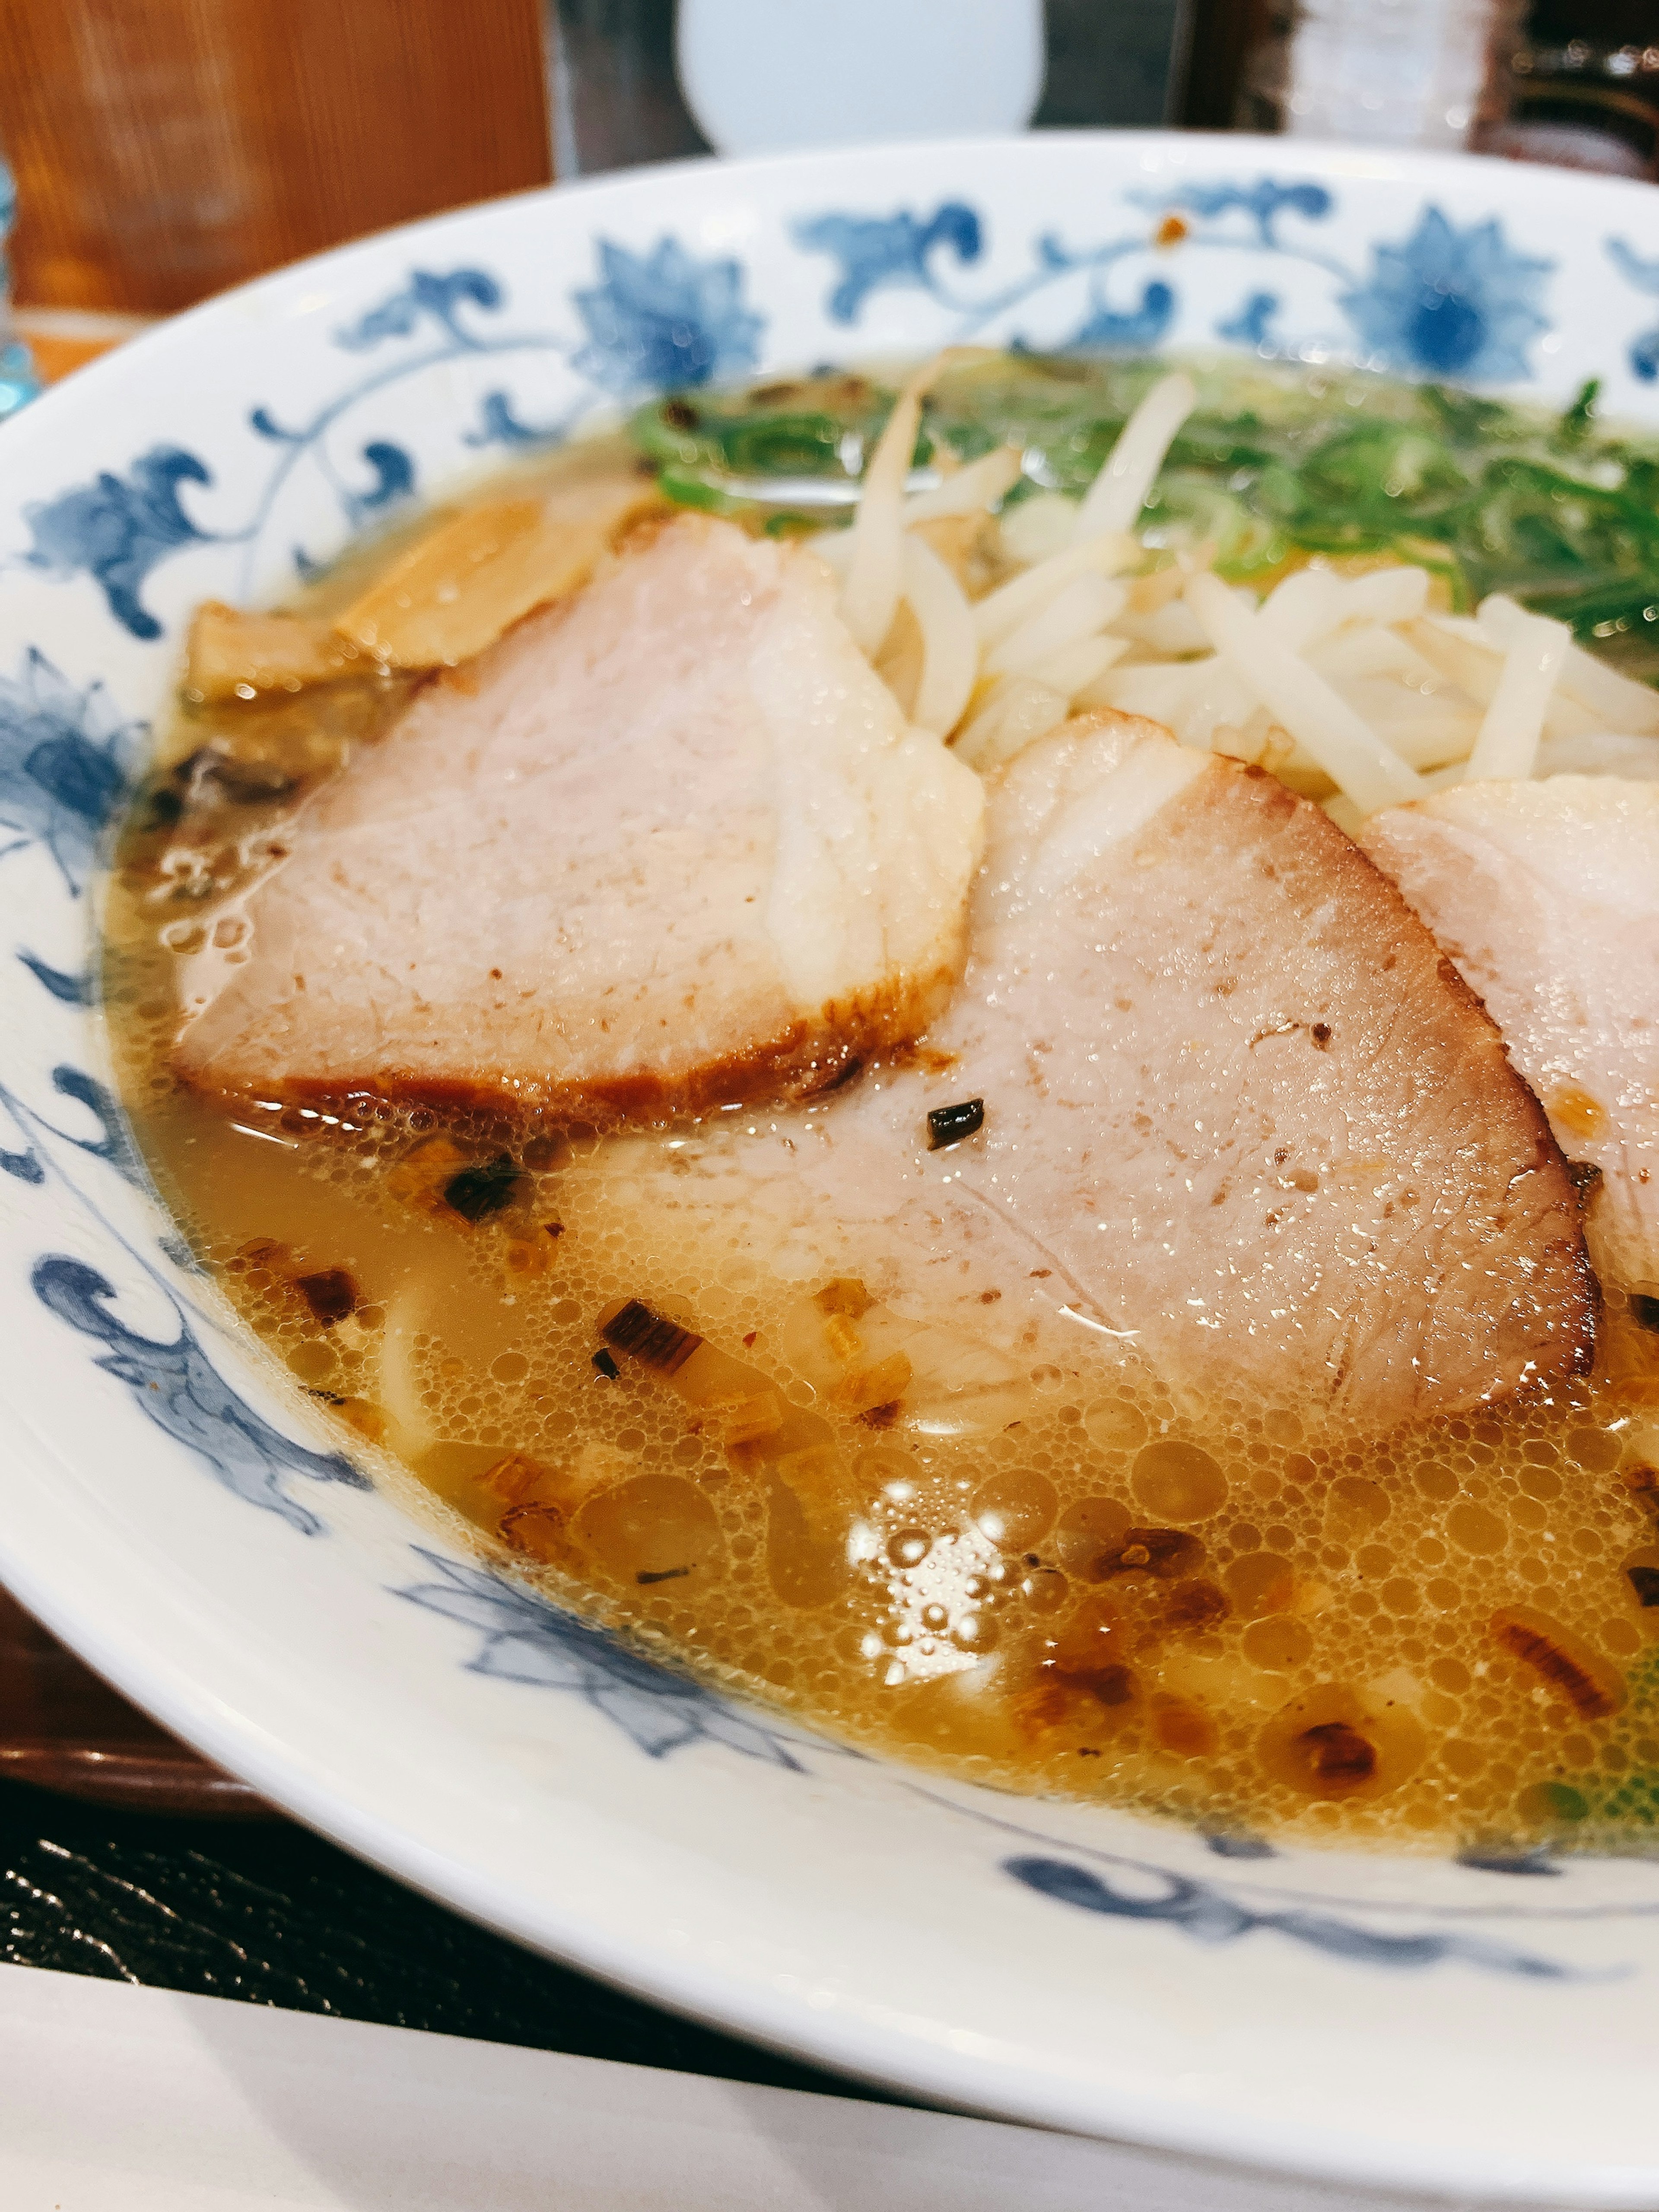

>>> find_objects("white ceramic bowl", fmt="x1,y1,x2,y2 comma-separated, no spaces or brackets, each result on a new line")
4,134,1659,2206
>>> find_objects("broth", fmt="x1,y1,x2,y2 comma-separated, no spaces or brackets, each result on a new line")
103,357,1659,1856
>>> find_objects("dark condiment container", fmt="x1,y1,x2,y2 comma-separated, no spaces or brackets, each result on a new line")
1482,1,1659,178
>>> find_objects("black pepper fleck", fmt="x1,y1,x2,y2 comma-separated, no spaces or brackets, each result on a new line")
927,1097,984,1150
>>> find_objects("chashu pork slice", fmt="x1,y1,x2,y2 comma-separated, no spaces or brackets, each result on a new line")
1363,778,1659,1303
657,713,1593,1430
173,516,984,1119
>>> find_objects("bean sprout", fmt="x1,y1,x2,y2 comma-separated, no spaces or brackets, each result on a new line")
1073,372,1198,541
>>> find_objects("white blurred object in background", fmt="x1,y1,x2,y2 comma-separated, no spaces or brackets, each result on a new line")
675,0,1045,156
1244,0,1522,149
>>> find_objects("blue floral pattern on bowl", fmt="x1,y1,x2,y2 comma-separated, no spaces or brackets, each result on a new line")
16,190,1564,645
1607,238,1659,383
10,152,1659,2187
1340,207,1551,381
397,1549,807,1768
0,647,142,893
573,238,763,394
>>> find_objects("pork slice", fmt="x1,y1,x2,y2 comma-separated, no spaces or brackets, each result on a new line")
652,713,1592,1430
173,516,985,1119
1363,777,1659,1301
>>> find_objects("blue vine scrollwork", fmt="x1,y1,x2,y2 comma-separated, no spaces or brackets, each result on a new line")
31,1255,366,1535
1005,1855,1599,1981
1215,290,1281,350
15,237,769,636
792,203,985,324
334,266,505,353
1131,177,1334,246
793,197,1179,353
794,182,1553,385
22,451,216,644
16,189,1562,645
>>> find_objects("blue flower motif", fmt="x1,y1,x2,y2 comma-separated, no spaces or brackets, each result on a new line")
32,1255,368,1536
335,267,504,353
1341,207,1552,382
572,238,764,396
793,203,983,325
396,1548,805,1768
1068,278,1176,353
1135,177,1333,247
1606,238,1659,382
0,648,141,893
23,447,213,640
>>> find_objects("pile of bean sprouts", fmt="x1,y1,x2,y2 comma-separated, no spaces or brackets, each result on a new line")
814,355,1659,824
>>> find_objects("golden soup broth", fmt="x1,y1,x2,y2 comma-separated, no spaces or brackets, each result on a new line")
104,413,1659,1859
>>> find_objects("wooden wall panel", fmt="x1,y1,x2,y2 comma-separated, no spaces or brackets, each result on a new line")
0,0,553,311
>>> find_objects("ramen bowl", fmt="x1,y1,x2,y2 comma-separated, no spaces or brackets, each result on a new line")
3,133,1659,2205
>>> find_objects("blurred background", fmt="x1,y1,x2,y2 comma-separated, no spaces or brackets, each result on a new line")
1,1,1653,346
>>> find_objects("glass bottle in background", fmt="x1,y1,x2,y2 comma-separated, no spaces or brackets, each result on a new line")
1236,0,1524,148
1481,1,1659,178
0,152,38,422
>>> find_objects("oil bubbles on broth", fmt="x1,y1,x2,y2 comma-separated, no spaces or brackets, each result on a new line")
104,993,1659,1855
99,383,1659,1861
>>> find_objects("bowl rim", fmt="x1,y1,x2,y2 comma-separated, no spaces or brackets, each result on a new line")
7,128,1659,2206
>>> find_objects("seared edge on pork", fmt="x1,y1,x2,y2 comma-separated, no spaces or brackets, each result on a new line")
173,517,985,1121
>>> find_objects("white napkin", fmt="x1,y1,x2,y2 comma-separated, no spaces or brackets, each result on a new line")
0,1960,1512,2209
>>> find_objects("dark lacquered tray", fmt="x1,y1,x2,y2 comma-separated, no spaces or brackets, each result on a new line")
0,1584,874,2096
